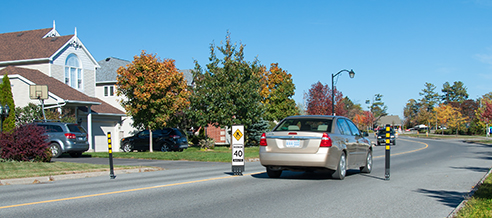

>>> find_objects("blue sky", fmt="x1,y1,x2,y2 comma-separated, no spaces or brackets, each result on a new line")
2,0,492,118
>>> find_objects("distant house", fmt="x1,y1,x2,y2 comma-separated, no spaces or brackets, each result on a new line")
376,115,402,130
0,23,125,152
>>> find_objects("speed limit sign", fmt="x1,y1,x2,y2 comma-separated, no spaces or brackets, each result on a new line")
232,125,244,175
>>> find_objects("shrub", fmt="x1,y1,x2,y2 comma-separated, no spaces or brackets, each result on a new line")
435,129,453,135
0,124,51,162
199,138,215,150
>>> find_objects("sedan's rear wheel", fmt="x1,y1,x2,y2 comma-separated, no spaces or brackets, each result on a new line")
332,153,346,180
266,167,282,178
360,151,372,173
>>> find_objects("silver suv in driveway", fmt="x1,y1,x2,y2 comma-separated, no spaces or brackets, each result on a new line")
34,122,89,158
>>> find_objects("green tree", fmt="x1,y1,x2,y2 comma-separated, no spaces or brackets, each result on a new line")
403,99,420,128
117,51,190,151
259,63,298,121
369,93,387,127
15,103,43,125
189,33,264,139
419,82,440,111
342,97,363,121
0,74,15,132
442,81,468,104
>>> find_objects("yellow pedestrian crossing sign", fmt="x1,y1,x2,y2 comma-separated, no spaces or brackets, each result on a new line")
234,129,243,141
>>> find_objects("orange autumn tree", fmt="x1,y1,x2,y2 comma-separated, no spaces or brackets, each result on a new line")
117,51,190,151
352,110,374,130
258,63,298,121
433,104,465,135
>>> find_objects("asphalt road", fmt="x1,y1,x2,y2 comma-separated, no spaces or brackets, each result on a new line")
0,137,491,218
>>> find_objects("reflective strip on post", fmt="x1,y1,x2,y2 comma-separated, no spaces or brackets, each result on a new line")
108,132,116,179
384,124,391,180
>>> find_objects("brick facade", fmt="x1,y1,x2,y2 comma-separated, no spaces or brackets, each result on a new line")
206,126,228,144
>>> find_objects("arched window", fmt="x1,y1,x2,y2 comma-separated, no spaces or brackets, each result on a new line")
65,54,82,90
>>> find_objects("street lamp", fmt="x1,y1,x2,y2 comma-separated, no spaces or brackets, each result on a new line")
0,104,10,132
331,69,355,116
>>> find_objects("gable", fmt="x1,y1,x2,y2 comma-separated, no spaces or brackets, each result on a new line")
0,27,100,69
0,66,124,115
0,28,72,64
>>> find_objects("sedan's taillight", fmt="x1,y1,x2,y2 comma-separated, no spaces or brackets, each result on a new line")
65,133,76,140
320,132,332,147
260,133,267,146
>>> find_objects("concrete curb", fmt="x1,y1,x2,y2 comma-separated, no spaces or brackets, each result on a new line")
447,167,492,217
0,167,160,186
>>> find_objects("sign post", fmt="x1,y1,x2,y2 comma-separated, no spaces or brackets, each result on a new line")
384,124,391,180
231,125,245,176
107,132,116,179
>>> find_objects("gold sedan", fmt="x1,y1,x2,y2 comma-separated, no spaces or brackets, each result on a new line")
259,115,373,180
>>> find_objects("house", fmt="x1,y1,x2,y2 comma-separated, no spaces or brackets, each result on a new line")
0,23,125,152
95,57,134,140
95,58,230,145
376,115,402,131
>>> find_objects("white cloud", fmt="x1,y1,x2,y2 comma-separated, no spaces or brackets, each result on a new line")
475,54,492,67
478,73,492,81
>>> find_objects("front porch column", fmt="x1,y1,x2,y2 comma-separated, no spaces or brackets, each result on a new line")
88,106,93,151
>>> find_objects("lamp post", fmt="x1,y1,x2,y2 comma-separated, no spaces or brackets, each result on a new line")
331,69,355,116
0,104,10,133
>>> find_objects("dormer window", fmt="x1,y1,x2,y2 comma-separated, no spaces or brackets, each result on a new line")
65,54,82,90
104,85,114,97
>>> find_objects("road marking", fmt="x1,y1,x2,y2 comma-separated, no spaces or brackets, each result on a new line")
0,171,263,210
1,139,429,210
374,138,429,159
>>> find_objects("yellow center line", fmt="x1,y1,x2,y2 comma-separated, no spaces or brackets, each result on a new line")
0,171,264,210
2,139,428,210
374,138,429,159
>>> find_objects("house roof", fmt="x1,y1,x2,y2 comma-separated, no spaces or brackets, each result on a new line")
96,57,194,86
0,66,125,115
0,28,73,63
180,69,193,86
377,115,402,126
96,57,131,83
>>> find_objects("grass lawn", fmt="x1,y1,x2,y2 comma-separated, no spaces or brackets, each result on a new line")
1,146,259,180
0,161,137,180
455,173,492,217
87,146,260,162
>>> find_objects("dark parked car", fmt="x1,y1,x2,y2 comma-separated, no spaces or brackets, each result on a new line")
34,121,89,158
120,128,188,152
376,128,396,145
259,115,373,180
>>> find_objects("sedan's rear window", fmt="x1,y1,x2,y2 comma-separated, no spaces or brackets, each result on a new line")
274,118,333,132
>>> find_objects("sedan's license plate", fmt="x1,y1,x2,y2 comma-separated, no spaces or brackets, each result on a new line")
286,140,300,148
